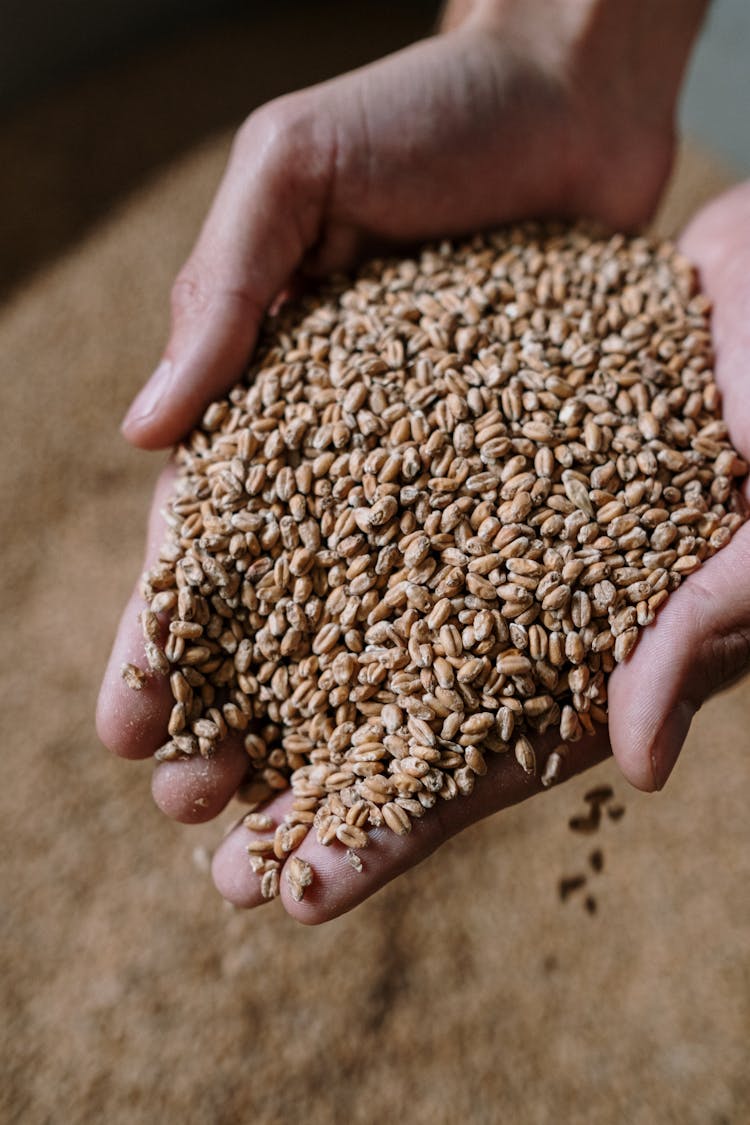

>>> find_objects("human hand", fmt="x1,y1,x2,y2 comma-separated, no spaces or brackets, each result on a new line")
98,0,712,922
607,180,750,792
119,0,705,448
97,466,610,920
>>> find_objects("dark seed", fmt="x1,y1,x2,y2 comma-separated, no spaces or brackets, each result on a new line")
584,785,614,807
589,849,604,873
568,810,601,834
558,875,587,901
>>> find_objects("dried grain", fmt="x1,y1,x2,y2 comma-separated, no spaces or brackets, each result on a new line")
140,223,746,853
121,662,147,691
285,856,314,902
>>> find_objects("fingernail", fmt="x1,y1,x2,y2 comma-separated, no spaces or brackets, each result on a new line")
650,700,696,790
122,359,174,431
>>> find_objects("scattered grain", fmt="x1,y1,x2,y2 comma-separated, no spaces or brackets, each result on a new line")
559,875,587,901
589,849,604,873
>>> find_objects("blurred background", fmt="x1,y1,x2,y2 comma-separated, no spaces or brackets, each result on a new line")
3,0,750,157
2,0,750,299
1,3,749,1123
680,0,750,173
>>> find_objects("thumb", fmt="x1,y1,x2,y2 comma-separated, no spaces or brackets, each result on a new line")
121,96,333,449
608,518,750,792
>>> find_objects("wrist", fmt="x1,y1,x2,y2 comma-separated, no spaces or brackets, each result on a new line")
446,0,708,230
569,1,709,118
441,0,707,100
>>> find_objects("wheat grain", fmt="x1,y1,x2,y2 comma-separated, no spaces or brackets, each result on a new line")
121,662,147,691
140,223,746,856
285,856,314,902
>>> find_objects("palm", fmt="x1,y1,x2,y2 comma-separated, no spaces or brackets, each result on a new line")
98,15,729,921
98,186,750,920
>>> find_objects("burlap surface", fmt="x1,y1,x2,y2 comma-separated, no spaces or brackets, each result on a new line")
1,16,749,1125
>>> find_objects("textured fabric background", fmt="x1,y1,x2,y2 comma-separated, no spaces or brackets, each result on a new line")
1,15,749,1125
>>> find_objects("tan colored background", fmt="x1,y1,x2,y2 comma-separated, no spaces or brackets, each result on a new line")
1,11,749,1125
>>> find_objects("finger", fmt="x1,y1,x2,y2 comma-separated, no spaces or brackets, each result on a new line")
151,737,249,824
679,182,750,456
121,97,334,450
95,461,176,759
609,182,750,791
300,221,366,278
97,461,254,821
284,733,608,924
211,733,608,922
211,790,297,907
608,520,750,792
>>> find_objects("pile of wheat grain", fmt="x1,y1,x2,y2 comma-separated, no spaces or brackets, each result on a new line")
125,223,746,899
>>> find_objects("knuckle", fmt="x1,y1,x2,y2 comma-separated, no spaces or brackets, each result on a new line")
170,269,206,320
171,263,262,327
680,573,750,697
703,629,750,696
678,574,714,634
234,93,319,184
235,97,294,158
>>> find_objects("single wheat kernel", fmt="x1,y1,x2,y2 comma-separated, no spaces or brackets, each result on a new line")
243,812,274,832
285,856,314,902
121,662,147,691
260,867,280,900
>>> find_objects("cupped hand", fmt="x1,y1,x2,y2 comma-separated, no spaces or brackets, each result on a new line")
608,180,750,791
96,462,609,921
99,1,712,921
119,1,687,449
